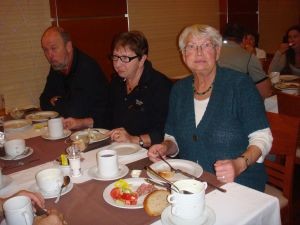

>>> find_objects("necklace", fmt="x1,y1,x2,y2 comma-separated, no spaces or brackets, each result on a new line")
192,78,214,96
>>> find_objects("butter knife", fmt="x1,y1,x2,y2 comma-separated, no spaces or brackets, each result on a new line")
172,168,227,193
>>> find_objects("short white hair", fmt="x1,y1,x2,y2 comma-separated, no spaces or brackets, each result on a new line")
178,24,222,50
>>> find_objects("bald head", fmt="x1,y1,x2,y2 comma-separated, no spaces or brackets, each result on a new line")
41,26,73,72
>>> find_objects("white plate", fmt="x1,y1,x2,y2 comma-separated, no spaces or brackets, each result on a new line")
161,205,215,225
88,165,129,181
280,75,299,81
103,178,151,209
0,175,13,190
41,129,71,140
274,82,299,90
25,111,59,122
0,147,34,160
70,128,109,143
109,143,142,156
3,119,32,131
30,182,73,199
147,159,203,182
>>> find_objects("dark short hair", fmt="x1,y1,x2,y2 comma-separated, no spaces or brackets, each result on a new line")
111,31,148,59
42,26,71,45
223,23,245,43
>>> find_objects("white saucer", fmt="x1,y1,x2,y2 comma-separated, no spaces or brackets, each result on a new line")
30,182,73,199
87,165,129,181
0,175,13,190
41,129,71,140
161,205,216,225
0,147,34,160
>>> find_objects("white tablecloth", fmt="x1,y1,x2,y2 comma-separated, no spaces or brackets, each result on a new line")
1,127,281,225
153,182,281,225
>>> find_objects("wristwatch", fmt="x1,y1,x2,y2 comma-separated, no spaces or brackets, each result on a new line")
138,136,144,147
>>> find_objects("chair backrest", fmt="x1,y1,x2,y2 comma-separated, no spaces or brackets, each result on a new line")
265,112,299,200
277,92,300,118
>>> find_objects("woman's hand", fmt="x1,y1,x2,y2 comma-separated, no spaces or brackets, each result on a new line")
12,190,45,209
214,158,247,183
148,143,168,162
109,127,135,143
278,43,290,54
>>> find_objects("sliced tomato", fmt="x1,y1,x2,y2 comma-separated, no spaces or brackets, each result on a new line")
121,192,138,205
110,187,122,200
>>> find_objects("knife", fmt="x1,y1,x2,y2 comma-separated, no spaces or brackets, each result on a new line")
174,168,227,193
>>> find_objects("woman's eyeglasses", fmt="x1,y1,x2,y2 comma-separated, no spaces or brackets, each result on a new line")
110,55,139,63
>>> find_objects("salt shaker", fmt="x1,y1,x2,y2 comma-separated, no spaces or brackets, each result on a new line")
66,145,81,177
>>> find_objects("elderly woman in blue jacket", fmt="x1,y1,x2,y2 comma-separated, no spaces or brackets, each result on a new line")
148,24,273,192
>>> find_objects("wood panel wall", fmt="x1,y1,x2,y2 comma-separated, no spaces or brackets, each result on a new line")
259,0,300,54
49,0,128,79
127,0,219,79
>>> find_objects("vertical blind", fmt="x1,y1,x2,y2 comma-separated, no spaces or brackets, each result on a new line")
0,0,51,112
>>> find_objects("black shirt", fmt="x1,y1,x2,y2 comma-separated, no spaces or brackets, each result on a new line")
40,48,110,128
109,60,172,144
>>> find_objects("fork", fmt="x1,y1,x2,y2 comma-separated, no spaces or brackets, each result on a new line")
158,153,190,176
158,153,227,193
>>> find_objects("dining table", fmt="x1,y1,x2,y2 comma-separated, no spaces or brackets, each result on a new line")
0,121,281,225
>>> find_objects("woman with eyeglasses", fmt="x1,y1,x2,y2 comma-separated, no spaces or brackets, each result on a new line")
108,31,172,147
148,24,273,191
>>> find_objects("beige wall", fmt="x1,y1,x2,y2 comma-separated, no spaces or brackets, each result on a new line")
0,0,51,111
259,0,300,54
127,0,219,78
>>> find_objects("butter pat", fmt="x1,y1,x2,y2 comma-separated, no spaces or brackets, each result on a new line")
131,170,142,178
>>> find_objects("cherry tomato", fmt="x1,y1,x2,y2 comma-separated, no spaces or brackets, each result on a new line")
110,187,122,200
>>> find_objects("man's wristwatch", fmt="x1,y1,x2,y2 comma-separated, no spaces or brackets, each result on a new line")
138,136,144,147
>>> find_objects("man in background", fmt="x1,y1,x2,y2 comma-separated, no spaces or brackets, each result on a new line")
40,26,109,128
218,23,272,99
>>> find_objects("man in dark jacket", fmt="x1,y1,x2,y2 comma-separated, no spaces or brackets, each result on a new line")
40,26,109,128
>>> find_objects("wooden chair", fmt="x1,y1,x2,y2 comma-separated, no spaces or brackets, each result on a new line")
265,112,300,225
277,92,300,165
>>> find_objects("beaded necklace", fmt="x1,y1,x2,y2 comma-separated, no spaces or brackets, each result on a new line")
192,78,214,96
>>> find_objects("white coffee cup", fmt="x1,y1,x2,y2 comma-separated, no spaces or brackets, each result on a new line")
269,72,280,84
48,117,64,138
3,196,34,225
96,149,118,178
36,168,63,194
4,139,26,157
167,179,207,220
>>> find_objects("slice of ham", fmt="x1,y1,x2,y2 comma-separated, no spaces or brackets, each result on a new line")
136,183,157,196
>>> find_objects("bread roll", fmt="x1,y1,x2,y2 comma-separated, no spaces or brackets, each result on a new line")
143,190,170,216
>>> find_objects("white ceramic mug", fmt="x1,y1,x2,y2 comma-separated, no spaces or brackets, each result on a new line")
96,149,118,178
4,139,26,157
36,168,63,194
48,117,64,138
269,72,280,84
167,179,207,219
3,196,34,225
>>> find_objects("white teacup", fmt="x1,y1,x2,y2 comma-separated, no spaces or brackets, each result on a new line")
96,149,118,178
48,117,64,138
167,179,207,220
269,72,280,84
36,168,64,194
3,196,34,225
4,139,26,158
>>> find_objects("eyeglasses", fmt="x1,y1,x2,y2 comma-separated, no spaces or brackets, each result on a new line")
183,42,215,53
110,55,139,63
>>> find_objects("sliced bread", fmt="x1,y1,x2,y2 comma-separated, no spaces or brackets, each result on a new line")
143,190,170,216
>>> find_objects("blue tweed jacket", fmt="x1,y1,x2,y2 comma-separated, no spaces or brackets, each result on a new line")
166,66,269,191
